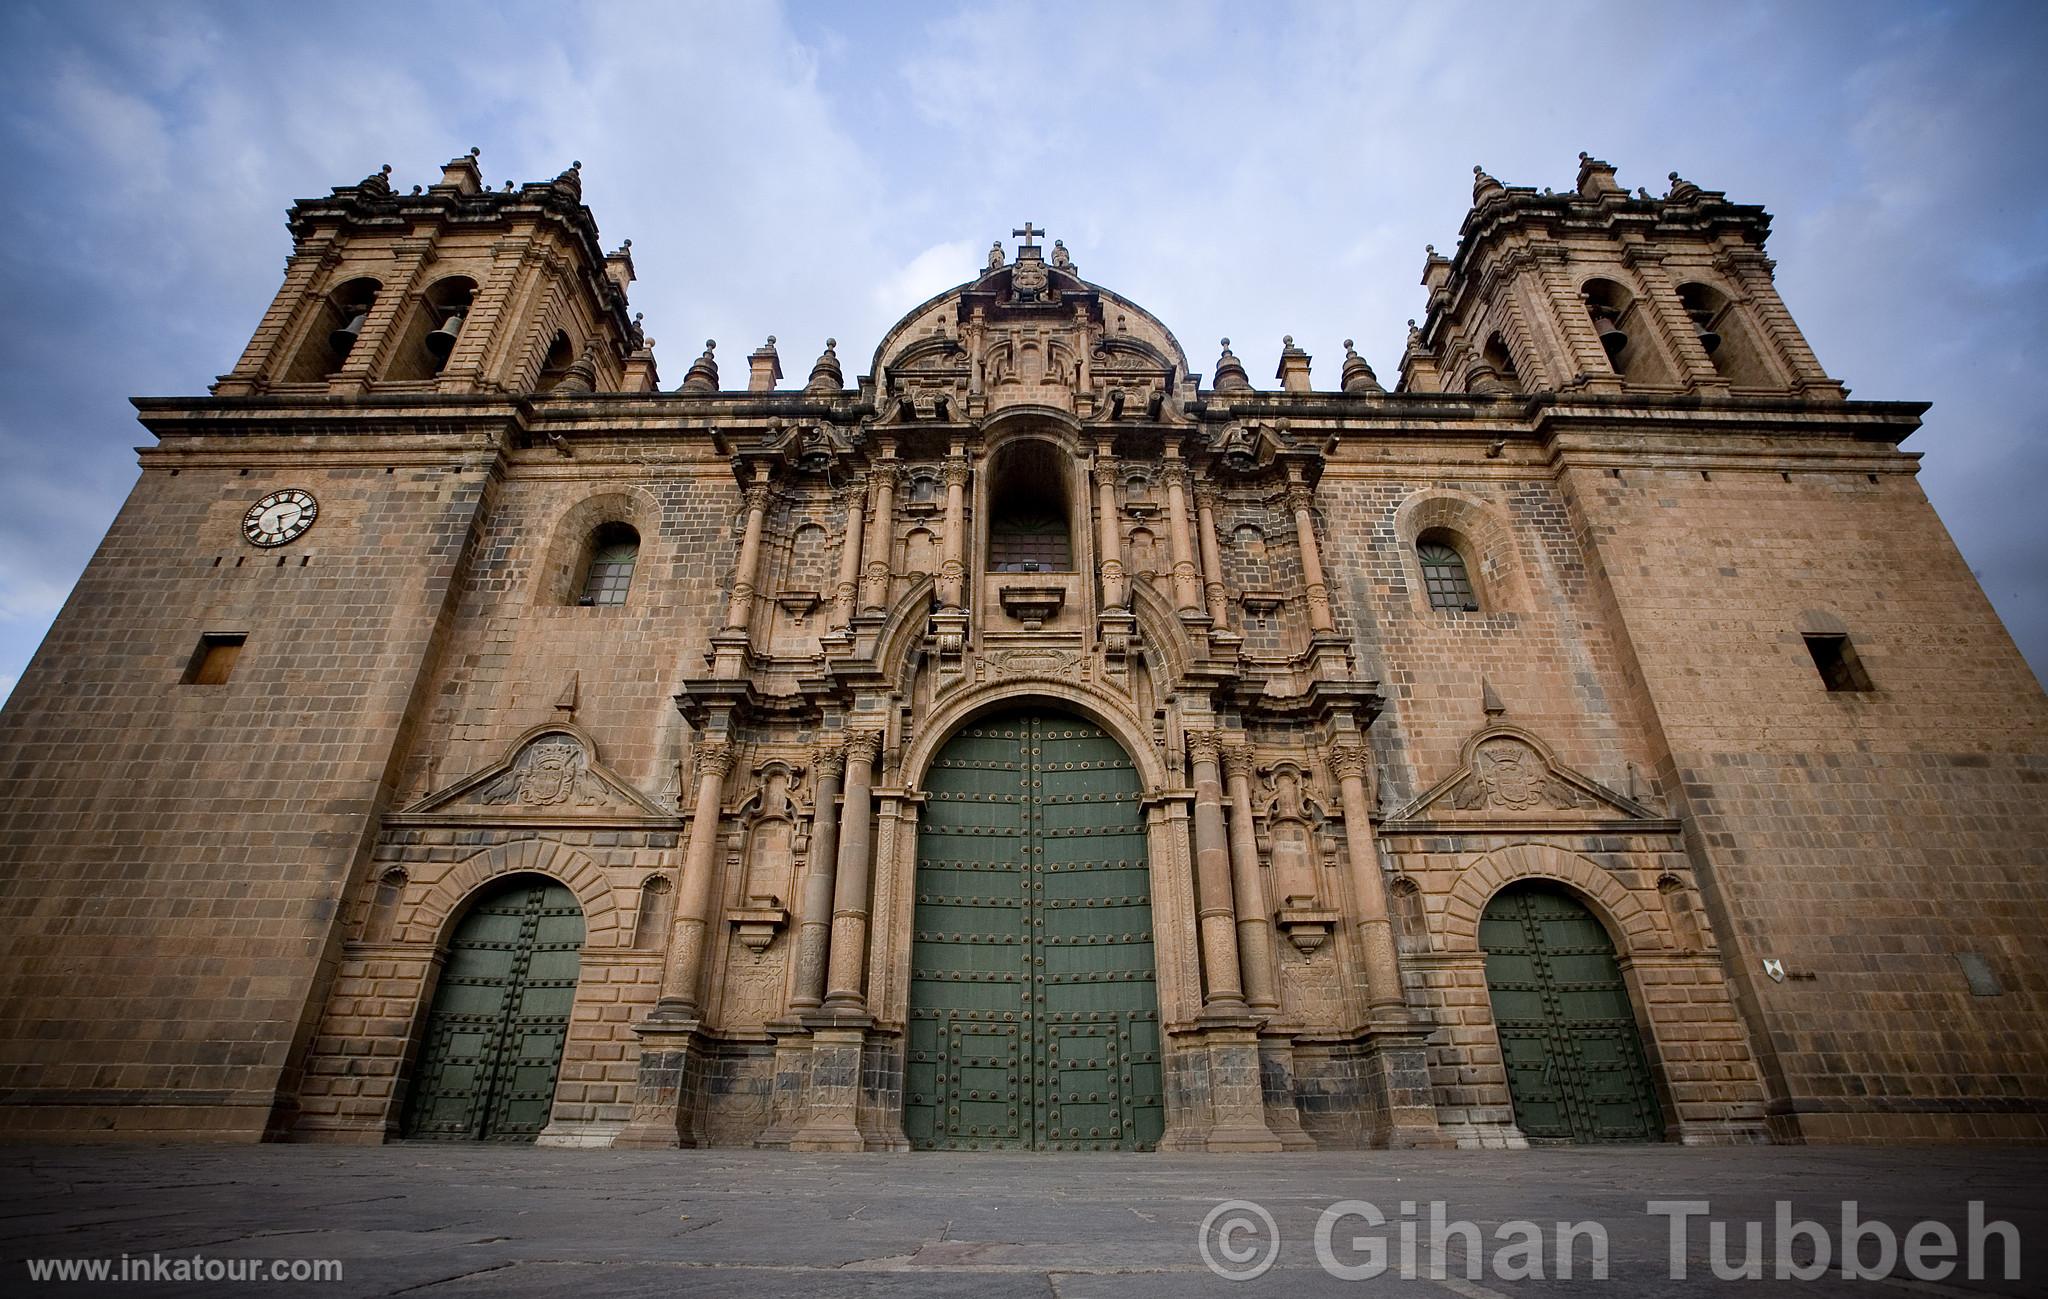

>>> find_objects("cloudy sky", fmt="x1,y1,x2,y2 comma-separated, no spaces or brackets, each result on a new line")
1,0,2043,701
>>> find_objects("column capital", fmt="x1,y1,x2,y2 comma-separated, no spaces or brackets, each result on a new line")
1221,742,1258,783
811,744,847,779
943,459,971,488
845,730,884,766
742,483,776,515
870,462,903,489
1194,482,1224,512
695,739,737,781
1186,729,1225,767
1162,459,1192,490
1327,742,1372,783
1091,457,1121,489
1285,483,1317,515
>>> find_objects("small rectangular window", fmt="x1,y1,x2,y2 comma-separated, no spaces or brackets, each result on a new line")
1803,633,1873,692
184,633,246,685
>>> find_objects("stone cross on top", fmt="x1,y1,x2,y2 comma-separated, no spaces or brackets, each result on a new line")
1011,222,1043,249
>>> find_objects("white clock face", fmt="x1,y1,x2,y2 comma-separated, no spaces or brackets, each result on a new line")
243,488,318,547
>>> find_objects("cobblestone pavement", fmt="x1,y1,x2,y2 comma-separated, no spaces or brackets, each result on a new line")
2,1144,2044,1297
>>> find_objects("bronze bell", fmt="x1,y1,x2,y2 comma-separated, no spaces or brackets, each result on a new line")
329,310,367,355
1593,313,1628,359
1689,308,1722,355
426,311,465,358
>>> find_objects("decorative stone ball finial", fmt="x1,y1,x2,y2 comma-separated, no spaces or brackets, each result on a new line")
469,146,480,158
1220,337,1231,350
767,335,776,346
380,163,392,176
826,337,836,349
1579,150,1590,162
1283,335,1294,348
1344,338,1355,352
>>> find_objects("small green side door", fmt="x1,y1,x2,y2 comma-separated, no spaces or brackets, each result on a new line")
1481,883,1662,1143
907,710,1164,1150
402,876,585,1142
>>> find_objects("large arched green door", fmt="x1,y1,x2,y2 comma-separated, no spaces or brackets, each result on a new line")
401,875,585,1142
1481,883,1662,1143
907,709,1164,1150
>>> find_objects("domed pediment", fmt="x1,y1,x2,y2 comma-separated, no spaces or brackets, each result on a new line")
871,230,1188,423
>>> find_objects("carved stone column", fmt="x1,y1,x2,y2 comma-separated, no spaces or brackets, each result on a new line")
789,745,845,1011
653,740,736,1015
1093,456,1128,610
1162,458,1205,616
823,731,882,1012
1287,483,1336,634
1186,731,1246,1011
1329,743,1402,1017
937,457,969,611
1221,744,1279,1012
829,482,865,630
724,479,774,631
858,467,897,613
1195,485,1233,633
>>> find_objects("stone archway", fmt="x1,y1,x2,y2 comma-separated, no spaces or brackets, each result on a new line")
399,873,586,1142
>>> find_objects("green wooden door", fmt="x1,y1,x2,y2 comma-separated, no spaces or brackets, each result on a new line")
1481,883,1662,1143
907,710,1164,1150
402,875,585,1142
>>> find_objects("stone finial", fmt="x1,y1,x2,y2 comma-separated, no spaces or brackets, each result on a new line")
357,163,394,197
438,150,483,195
986,240,1006,270
681,340,719,393
1576,151,1621,198
1212,338,1252,393
1472,164,1505,204
806,338,844,393
1050,239,1074,273
747,336,782,392
1275,335,1313,392
1667,170,1702,203
1341,339,1383,394
604,239,636,294
553,160,583,197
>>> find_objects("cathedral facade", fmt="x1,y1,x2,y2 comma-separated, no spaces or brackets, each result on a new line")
0,151,2042,1151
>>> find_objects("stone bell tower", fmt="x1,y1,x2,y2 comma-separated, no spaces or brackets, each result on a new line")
211,150,658,398
1400,154,1845,400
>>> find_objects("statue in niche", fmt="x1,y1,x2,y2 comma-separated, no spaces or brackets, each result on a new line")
1261,763,1327,907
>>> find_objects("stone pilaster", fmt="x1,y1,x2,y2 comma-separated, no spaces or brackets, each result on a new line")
1220,744,1278,1012
829,482,865,632
1287,483,1336,635
858,467,897,613
1185,731,1246,1012
1162,458,1205,618
823,731,882,1012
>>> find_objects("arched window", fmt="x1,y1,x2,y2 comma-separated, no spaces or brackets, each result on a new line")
987,441,1074,572
284,277,380,383
1474,331,1522,394
577,523,639,606
535,331,575,392
1417,531,1477,612
386,276,477,382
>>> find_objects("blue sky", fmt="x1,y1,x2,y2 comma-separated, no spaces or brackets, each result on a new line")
1,0,2043,700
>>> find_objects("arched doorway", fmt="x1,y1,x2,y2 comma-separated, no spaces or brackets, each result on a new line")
906,708,1164,1150
1480,882,1662,1143
401,874,585,1142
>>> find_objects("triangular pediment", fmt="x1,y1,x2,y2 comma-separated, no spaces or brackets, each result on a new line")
405,725,670,819
1390,724,1658,823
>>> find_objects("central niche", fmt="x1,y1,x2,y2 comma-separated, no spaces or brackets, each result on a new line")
986,440,1075,573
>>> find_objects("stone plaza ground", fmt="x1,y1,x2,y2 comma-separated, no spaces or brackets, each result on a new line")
2,1144,2045,1297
